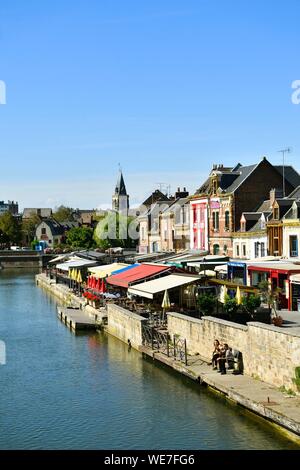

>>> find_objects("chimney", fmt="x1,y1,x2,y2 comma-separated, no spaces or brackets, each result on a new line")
175,187,189,199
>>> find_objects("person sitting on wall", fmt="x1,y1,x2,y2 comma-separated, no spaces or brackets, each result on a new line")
217,343,234,375
212,339,220,370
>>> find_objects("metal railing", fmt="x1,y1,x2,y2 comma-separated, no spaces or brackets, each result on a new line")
142,324,188,365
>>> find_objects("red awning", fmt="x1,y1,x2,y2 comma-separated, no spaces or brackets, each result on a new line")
106,264,171,288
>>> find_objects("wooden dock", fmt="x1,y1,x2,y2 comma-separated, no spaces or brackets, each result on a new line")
57,307,97,332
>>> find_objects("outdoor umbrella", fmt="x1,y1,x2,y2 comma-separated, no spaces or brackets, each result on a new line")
220,285,228,304
100,279,107,294
77,270,82,284
161,289,171,324
236,286,242,305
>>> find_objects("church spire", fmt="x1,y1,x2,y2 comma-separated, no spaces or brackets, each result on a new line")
112,168,129,212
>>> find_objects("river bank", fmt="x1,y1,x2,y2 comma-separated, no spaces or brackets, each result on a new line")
35,272,300,445
3,269,299,449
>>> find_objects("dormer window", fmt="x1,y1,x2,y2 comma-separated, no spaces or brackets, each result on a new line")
211,178,218,195
273,207,279,220
241,222,246,232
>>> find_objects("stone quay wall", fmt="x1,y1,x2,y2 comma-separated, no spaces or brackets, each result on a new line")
167,313,300,393
107,304,146,351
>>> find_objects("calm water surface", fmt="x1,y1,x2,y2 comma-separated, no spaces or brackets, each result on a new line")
0,270,299,450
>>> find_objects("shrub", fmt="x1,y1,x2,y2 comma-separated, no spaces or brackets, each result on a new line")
197,293,216,316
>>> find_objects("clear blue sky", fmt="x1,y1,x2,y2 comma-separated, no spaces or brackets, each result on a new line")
0,0,300,209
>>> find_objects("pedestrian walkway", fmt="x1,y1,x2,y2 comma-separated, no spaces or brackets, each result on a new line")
140,346,300,441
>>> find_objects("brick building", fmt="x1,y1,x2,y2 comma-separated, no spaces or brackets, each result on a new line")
190,157,300,257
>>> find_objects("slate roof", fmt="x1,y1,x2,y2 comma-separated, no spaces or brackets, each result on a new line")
224,164,257,193
42,219,65,235
142,190,170,207
274,166,300,189
288,185,300,199
196,163,257,194
115,170,127,195
284,201,300,220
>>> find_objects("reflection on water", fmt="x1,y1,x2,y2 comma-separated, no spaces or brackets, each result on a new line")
0,270,299,450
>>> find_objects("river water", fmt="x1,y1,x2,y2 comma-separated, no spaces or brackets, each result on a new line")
0,270,299,450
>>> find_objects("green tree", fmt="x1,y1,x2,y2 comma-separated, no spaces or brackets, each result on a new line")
66,226,94,249
0,212,21,246
53,205,75,223
223,295,239,316
241,294,261,318
21,214,41,245
258,280,282,318
197,293,216,316
93,212,138,249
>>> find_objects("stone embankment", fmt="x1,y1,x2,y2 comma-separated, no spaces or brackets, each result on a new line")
37,273,300,443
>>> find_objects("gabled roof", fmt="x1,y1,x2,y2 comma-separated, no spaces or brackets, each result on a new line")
224,164,257,193
288,185,300,199
284,201,300,220
274,166,300,189
39,218,65,235
142,190,170,207
196,163,258,195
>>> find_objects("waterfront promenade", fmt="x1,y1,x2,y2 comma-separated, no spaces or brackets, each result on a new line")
141,347,300,441
36,272,300,443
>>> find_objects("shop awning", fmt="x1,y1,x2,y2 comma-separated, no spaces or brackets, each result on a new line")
214,264,228,273
88,263,129,279
128,274,200,299
248,262,300,274
106,263,171,288
56,259,98,271
290,274,300,284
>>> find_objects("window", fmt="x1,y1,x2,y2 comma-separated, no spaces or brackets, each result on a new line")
223,245,228,255
212,179,218,194
41,228,46,235
236,245,240,257
273,207,279,220
213,211,219,231
261,242,265,257
213,244,220,255
48,240,52,244
254,242,259,258
225,211,230,230
242,244,246,257
290,236,298,257
241,222,246,232
193,206,197,224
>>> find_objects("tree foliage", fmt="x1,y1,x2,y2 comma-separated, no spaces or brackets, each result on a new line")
223,295,239,316
53,206,75,223
21,214,41,244
241,294,261,317
0,212,21,246
94,212,138,249
258,280,282,316
66,226,94,249
197,293,216,316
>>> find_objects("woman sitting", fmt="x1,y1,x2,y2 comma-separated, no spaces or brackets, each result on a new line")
212,339,220,370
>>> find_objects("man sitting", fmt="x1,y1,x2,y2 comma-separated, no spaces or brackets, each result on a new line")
217,344,234,375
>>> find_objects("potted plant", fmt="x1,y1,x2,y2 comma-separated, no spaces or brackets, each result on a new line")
258,280,283,327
